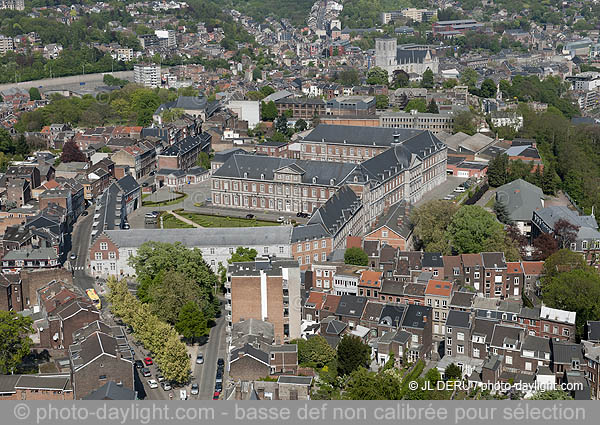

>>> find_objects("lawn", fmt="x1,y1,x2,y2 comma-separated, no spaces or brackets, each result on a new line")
161,213,194,229
485,194,496,208
142,192,187,207
179,212,279,228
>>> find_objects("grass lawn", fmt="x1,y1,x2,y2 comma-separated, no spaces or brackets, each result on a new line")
142,192,187,207
179,212,279,228
485,195,495,208
161,213,194,229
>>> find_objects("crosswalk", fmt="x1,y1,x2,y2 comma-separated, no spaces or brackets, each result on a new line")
71,266,86,271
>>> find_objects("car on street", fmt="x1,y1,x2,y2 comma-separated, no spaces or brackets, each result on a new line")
215,382,222,392
179,389,187,400
296,212,309,218
196,353,204,364
161,382,172,391
70,253,77,260
190,383,199,395
81,211,88,216
147,379,158,389
216,370,223,384
213,391,220,400
277,216,284,223
245,214,254,219
149,171,155,176
142,367,151,377
134,360,144,369
156,374,165,382
454,186,466,193
142,182,149,187
144,357,153,366
217,358,224,367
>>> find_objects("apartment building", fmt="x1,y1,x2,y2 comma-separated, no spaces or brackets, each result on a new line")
157,134,210,170
379,111,454,134
110,141,156,180
275,98,326,119
425,279,453,337
226,258,301,344
0,34,14,54
133,63,161,88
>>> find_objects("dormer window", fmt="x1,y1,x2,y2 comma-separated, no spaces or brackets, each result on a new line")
261,173,265,180
312,177,317,183
244,172,248,178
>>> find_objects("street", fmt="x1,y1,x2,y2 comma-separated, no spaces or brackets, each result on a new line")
70,205,95,291
196,300,228,400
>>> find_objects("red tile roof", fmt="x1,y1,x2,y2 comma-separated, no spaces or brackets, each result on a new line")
425,279,453,297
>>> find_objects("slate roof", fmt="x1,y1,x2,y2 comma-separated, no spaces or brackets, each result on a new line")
335,294,367,318
102,226,292,248
496,179,544,221
303,124,423,147
490,324,522,349
588,321,600,342
446,310,471,328
277,376,313,385
552,340,583,364
379,304,407,328
361,301,386,323
230,343,269,365
369,201,412,238
521,335,551,357
325,319,347,335
308,185,362,235
450,291,475,308
535,206,600,240
114,174,139,195
472,318,497,341
160,135,206,157
481,252,506,269
401,304,432,329
422,252,444,268
83,381,136,400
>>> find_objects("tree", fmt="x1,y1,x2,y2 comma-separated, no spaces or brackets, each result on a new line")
366,67,388,85
421,68,434,89
149,271,208,325
295,119,307,132
541,268,600,337
259,85,275,97
446,205,506,254
493,199,511,224
532,233,558,260
443,79,458,89
487,154,509,187
15,134,29,157
541,162,559,195
0,311,33,374
261,100,278,121
452,110,476,135
424,367,441,386
530,389,573,400
542,249,587,281
411,200,460,253
460,68,478,88
175,301,208,342
293,335,336,368
553,219,579,249
444,363,462,380
246,91,265,100
344,367,384,400
60,140,86,163
275,114,289,135
375,94,389,109
337,335,370,376
196,151,211,169
391,70,409,89
480,78,497,98
344,247,368,266
404,98,427,113
426,99,439,114
228,247,258,263
28,87,41,101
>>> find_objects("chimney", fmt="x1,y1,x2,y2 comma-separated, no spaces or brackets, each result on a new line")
423,316,427,323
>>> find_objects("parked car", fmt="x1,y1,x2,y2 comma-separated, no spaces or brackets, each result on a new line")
147,379,158,389
69,253,77,260
215,382,222,392
217,358,225,367
454,186,466,193
134,360,144,369
156,374,165,382
245,214,255,219
277,216,284,223
142,182,149,187
196,353,204,364
213,391,220,400
179,389,187,400
141,367,151,377
215,371,223,384
190,383,199,395
161,381,172,391
81,211,88,216
144,357,153,366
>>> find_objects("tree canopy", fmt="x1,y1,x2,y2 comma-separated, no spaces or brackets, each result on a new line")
293,335,336,369
366,67,389,86
336,335,370,376
228,247,258,263
344,247,369,266
0,311,33,374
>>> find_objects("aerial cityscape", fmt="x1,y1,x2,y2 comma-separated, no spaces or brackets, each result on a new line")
2,0,600,406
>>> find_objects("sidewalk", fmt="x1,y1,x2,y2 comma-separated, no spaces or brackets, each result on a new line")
167,210,204,228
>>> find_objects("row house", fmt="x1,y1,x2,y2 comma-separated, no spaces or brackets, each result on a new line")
357,270,383,300
302,291,341,322
308,262,337,292
0,374,73,400
256,141,289,158
425,279,453,337
362,201,413,250
1,248,59,274
110,140,156,180
157,133,211,170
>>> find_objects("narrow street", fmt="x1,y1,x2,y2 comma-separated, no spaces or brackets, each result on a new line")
70,205,95,291
197,300,227,400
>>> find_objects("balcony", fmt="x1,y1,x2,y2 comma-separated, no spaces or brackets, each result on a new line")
225,292,231,300
225,303,231,311
226,314,232,322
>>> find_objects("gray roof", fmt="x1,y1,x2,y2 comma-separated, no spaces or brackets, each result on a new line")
588,321,600,342
308,185,362,235
422,252,443,268
0,375,19,393
552,340,583,364
15,375,71,391
325,319,347,335
212,153,356,186
401,304,432,329
369,201,412,238
230,343,269,365
335,294,367,318
303,124,426,147
83,381,136,400
521,334,551,357
3,247,58,261
115,174,140,195
102,226,293,248
481,252,506,269
496,179,544,221
379,304,407,328
535,205,600,240
277,376,312,385
490,324,522,349
450,291,475,308
232,319,274,341
446,310,471,328
291,223,329,242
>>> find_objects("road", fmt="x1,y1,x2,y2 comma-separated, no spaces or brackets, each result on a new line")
0,70,134,92
196,300,227,400
70,205,95,291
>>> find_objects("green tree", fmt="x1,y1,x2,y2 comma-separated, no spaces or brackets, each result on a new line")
228,247,258,263
261,100,278,121
366,66,388,85
246,91,265,100
15,134,29,157
336,335,370,376
175,301,209,342
344,367,385,399
443,79,458,89
424,367,441,386
196,151,211,169
487,154,509,187
259,85,275,97
453,110,476,135
391,70,409,89
445,205,506,254
426,99,439,114
404,98,427,113
149,271,207,325
480,78,497,98
275,114,289,135
0,311,33,374
293,335,336,368
530,389,573,400
411,200,460,253
28,87,41,101
421,68,434,89
460,68,478,88
344,247,368,266
375,94,389,109
294,118,308,132
493,199,511,224
542,249,587,280
444,363,462,380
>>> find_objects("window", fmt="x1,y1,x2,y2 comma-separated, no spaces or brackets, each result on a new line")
543,324,549,332
229,247,234,254
457,345,464,354
264,247,269,254
506,355,512,365
108,251,116,260
95,252,102,260
525,362,532,371
446,327,452,334
321,240,326,248
474,272,480,279
314,241,318,249
553,326,558,334
570,242,576,251
305,255,310,264
210,248,215,255
583,241,588,250
322,252,327,261
100,242,108,250
433,270,439,277
279,246,284,254
305,243,310,251
382,230,388,237
314,254,319,261
563,328,570,337
457,332,464,341
473,348,480,358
